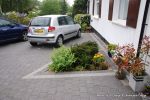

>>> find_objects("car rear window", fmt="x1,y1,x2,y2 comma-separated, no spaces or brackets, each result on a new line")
30,17,51,26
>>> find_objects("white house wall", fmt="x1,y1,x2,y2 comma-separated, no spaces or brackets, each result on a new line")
90,0,147,51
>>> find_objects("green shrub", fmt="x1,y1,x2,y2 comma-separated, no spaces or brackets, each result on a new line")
71,41,99,68
49,46,76,72
81,23,88,32
6,11,31,25
74,14,90,32
108,43,117,51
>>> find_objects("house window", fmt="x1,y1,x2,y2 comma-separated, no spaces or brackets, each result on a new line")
96,0,99,16
118,0,129,20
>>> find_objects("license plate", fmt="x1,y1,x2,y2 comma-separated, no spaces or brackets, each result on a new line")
34,29,44,34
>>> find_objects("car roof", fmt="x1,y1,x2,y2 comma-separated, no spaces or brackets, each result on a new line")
36,15,68,18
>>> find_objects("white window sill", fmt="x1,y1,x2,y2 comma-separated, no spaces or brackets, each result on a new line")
93,15,99,19
112,19,127,27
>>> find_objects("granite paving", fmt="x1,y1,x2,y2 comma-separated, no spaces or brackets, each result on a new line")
0,33,142,100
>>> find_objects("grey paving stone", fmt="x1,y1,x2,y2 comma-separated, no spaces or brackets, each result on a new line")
0,33,142,100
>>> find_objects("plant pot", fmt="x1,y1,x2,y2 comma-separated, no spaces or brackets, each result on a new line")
108,51,112,58
129,73,147,92
115,71,125,80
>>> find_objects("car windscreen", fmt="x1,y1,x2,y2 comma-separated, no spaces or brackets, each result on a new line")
30,17,51,26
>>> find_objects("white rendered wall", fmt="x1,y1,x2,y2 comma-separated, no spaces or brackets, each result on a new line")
90,0,147,52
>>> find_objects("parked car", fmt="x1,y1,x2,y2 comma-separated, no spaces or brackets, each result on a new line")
27,15,81,47
0,17,28,43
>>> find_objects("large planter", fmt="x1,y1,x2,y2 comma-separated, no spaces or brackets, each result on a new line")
129,73,147,92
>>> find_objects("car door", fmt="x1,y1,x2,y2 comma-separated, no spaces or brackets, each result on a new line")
0,18,13,42
65,16,78,38
0,18,21,42
57,17,70,40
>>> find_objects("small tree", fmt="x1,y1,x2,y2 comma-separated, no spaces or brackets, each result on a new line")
72,0,87,17
59,0,68,14
40,0,68,15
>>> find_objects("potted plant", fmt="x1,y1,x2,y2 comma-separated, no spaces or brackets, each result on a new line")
107,43,117,58
113,44,135,80
128,57,148,92
128,35,150,92
112,36,150,92
114,56,126,80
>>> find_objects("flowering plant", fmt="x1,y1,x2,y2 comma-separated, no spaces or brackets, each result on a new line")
114,44,135,71
93,53,105,64
114,44,146,77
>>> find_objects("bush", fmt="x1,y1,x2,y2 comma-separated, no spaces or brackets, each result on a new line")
107,43,117,57
71,41,99,68
74,14,90,32
107,43,117,51
49,46,76,72
5,11,31,25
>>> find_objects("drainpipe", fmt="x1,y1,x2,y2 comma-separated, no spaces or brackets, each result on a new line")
136,0,150,57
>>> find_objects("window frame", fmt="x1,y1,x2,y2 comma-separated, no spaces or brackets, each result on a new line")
111,0,129,26
65,16,74,25
118,0,129,20
57,17,68,26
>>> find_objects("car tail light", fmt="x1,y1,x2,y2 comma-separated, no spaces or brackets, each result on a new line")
48,26,55,32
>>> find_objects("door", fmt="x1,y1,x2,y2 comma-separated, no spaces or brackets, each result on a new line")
65,16,78,38
57,17,69,39
0,19,13,42
0,18,21,42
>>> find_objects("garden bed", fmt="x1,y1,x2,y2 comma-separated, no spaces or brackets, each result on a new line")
48,41,110,73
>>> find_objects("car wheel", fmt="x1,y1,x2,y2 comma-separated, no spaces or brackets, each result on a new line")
22,31,28,41
56,36,63,47
30,42,37,46
76,30,81,38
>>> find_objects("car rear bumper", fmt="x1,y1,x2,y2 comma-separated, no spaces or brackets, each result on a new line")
27,36,56,43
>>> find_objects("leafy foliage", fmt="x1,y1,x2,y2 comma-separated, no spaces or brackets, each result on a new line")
108,43,117,51
92,53,108,70
6,11,30,25
39,0,68,15
113,44,145,77
49,46,76,72
130,58,145,76
93,53,105,64
71,41,99,68
74,14,90,32
0,0,39,13
72,0,87,16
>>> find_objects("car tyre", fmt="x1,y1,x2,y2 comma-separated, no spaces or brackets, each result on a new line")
76,30,81,38
22,31,28,41
56,36,63,47
30,42,38,46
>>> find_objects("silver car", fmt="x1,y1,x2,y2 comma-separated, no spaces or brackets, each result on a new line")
27,15,81,46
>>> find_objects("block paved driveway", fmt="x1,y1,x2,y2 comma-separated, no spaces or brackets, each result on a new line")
0,33,142,100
